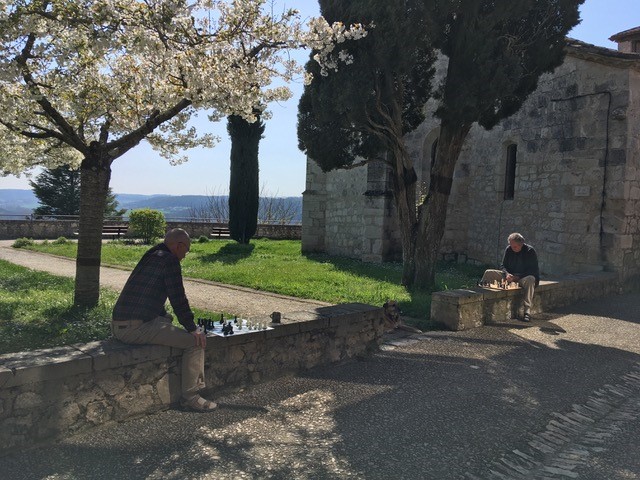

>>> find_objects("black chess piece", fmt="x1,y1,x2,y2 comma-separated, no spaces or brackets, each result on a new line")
221,322,235,336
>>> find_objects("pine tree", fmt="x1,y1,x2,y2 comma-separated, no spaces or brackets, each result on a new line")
30,165,126,218
227,113,265,244
30,165,81,216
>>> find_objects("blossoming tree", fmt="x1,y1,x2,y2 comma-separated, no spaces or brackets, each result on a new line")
0,0,365,306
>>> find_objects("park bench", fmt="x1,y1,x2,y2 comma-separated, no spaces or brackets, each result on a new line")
210,226,231,239
101,225,128,238
74,224,128,239
430,272,620,331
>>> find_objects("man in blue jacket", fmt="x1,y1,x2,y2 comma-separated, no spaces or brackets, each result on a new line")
481,232,540,322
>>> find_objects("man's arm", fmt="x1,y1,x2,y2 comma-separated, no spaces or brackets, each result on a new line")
164,260,197,332
524,247,540,284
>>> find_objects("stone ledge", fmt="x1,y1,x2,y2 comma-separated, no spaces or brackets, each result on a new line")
431,272,619,331
0,303,384,452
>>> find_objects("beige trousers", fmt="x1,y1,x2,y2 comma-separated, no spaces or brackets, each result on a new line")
481,269,536,314
112,315,205,400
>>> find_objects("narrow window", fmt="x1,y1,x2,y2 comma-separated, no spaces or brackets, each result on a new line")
504,144,517,200
430,139,438,168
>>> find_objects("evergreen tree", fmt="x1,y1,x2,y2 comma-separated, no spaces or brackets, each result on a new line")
227,113,265,244
411,0,583,289
299,0,583,290
298,0,436,285
30,165,80,216
30,165,126,218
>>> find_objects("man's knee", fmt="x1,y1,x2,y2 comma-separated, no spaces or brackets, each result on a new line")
482,269,503,282
520,275,536,288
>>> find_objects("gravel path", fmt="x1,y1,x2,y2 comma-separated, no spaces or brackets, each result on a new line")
0,240,331,319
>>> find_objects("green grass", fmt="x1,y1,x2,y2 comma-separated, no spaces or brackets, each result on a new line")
22,238,485,324
0,260,118,354
0,257,229,355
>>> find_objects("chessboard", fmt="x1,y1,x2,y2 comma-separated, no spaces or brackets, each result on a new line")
478,281,521,291
197,317,273,337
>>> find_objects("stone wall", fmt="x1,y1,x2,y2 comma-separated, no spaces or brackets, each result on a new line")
0,304,384,453
431,272,620,331
0,220,301,241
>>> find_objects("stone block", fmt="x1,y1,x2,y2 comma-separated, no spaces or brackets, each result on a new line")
431,289,484,331
1,346,93,388
75,341,169,371
0,366,12,389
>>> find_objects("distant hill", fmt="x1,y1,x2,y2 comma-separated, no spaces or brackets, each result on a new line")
0,189,39,217
0,189,302,223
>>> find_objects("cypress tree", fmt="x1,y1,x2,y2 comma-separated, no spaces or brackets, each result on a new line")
299,0,583,290
298,0,436,285
227,113,265,244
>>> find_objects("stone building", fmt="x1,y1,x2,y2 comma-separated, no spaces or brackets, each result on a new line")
302,28,640,280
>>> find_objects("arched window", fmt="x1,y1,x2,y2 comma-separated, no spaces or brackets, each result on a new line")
504,144,517,200
633,40,640,53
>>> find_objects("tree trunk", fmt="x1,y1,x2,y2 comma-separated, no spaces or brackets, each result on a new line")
74,149,111,307
412,122,471,290
228,114,264,244
387,145,418,286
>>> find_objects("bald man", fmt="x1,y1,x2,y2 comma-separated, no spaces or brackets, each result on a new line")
112,228,216,411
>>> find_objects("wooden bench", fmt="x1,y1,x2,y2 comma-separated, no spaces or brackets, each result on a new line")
430,272,620,331
101,225,128,239
210,226,231,239
74,225,128,239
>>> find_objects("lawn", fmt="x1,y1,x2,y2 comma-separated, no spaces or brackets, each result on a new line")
2,238,485,354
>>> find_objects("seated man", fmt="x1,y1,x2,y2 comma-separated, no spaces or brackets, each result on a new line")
481,232,540,322
112,228,216,412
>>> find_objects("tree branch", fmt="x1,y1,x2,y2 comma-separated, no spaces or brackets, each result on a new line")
15,33,88,154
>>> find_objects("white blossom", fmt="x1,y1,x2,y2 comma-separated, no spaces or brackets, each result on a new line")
0,0,368,173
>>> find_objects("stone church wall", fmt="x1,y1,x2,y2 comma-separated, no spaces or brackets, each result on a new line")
302,49,640,280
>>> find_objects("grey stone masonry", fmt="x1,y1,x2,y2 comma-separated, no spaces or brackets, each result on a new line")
431,272,620,331
302,40,640,282
0,303,384,453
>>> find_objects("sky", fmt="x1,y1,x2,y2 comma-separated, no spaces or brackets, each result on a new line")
1,0,638,197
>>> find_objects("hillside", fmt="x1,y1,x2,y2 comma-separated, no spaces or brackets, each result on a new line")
0,189,302,223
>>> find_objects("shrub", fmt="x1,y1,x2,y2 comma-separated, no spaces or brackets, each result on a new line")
52,236,70,245
198,235,209,243
12,237,35,248
128,209,166,244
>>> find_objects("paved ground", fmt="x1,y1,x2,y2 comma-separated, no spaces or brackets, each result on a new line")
1,244,640,479
0,240,330,319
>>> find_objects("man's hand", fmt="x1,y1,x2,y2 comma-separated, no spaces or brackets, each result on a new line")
506,274,519,283
191,327,207,348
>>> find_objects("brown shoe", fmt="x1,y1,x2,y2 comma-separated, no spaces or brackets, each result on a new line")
180,395,217,412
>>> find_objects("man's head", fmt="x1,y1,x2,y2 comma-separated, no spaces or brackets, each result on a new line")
507,232,525,253
164,228,191,261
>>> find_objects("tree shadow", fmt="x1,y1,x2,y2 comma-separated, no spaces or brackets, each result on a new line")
4,300,640,480
198,242,255,265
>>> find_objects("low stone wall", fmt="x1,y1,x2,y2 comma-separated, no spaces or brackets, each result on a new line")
0,219,301,241
0,303,383,453
431,272,620,331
